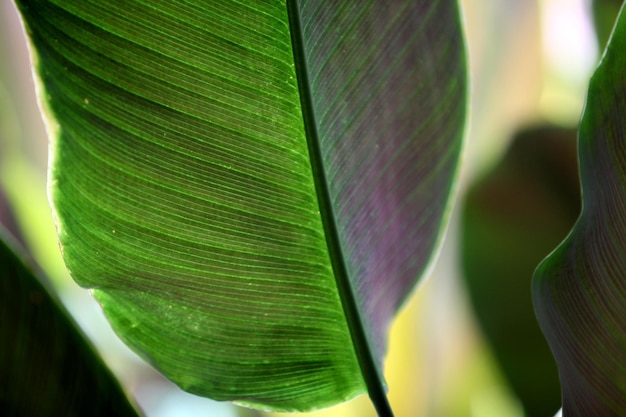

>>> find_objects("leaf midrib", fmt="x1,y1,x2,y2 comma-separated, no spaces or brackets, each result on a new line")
285,2,393,416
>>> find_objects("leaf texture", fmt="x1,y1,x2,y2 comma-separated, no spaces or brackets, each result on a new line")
0,228,141,417
533,5,626,416
15,0,466,411
295,0,466,365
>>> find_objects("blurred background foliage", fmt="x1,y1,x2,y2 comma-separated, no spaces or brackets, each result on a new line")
0,0,621,416
462,125,579,417
1,230,141,417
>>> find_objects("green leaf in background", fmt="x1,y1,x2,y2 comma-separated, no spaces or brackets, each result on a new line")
593,0,623,50
533,4,626,416
14,0,466,413
462,125,580,417
0,227,141,417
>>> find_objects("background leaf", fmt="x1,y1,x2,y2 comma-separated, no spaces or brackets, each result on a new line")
533,3,626,415
593,0,623,50
15,0,466,412
461,125,579,417
0,228,141,417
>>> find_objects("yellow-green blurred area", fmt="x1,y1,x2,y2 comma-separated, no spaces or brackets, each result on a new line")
0,0,621,416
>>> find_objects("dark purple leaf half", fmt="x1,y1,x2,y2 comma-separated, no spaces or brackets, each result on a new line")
533,5,626,416
295,0,466,366
291,2,467,410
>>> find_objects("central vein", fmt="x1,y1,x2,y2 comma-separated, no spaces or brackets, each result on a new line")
284,2,393,416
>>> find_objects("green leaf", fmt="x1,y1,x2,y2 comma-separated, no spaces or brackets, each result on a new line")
533,4,626,416
15,0,467,412
462,125,578,417
0,227,141,417
592,0,623,50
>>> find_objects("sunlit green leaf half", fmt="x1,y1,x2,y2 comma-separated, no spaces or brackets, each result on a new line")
15,0,466,412
0,227,141,417
533,4,626,416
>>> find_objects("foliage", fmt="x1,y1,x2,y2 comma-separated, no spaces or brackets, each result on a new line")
533,7,626,413
0,228,139,417
462,126,579,416
1,1,626,416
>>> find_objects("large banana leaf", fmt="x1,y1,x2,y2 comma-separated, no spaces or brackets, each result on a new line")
0,227,141,417
15,0,467,412
533,3,626,415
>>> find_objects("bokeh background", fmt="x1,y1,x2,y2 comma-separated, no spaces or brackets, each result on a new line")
1,0,622,416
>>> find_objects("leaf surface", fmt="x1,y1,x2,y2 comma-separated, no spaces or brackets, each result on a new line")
0,227,141,417
533,4,626,415
15,0,466,411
